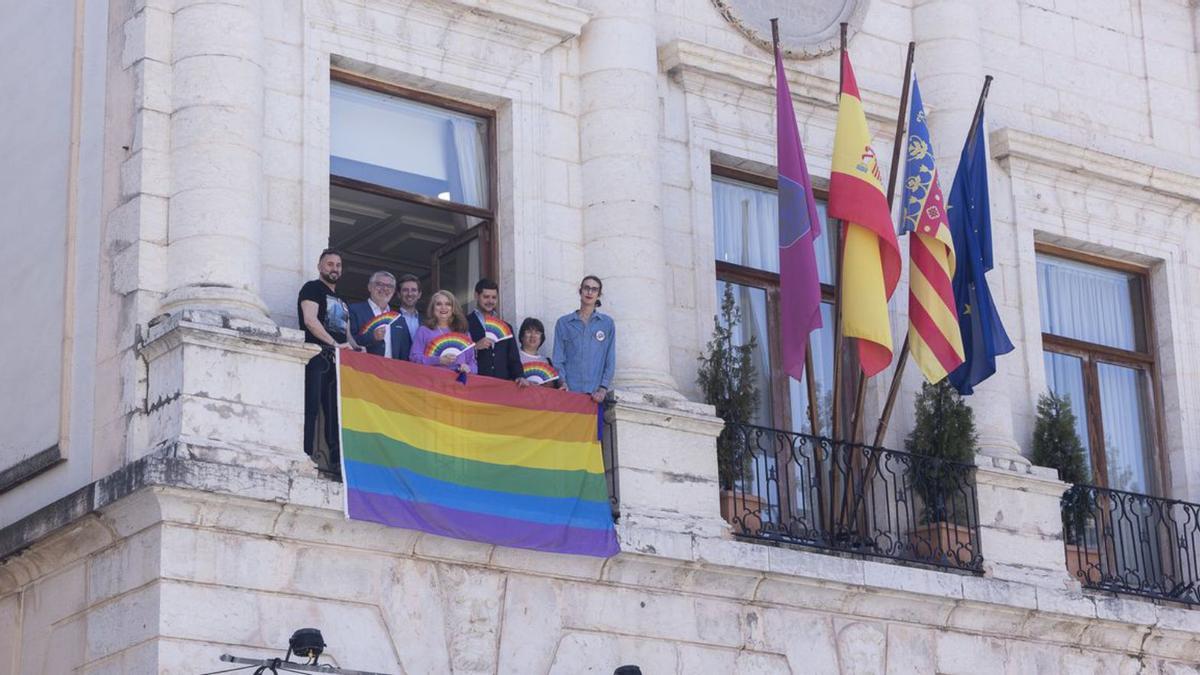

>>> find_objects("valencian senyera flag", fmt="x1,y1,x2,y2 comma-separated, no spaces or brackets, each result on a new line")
901,75,965,383
337,350,619,557
946,106,1013,396
774,34,823,381
829,50,902,377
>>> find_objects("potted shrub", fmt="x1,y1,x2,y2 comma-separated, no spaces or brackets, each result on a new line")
1031,392,1099,583
905,380,978,565
697,284,763,528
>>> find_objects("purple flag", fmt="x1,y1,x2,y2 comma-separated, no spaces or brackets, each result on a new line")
775,42,824,382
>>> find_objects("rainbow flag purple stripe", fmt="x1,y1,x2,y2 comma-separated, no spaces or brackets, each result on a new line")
337,350,619,557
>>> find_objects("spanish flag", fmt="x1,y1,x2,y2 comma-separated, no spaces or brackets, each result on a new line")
829,50,901,377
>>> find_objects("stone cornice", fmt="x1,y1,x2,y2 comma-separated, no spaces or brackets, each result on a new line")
446,0,591,45
660,38,901,124
139,310,316,363
990,128,1200,205
314,0,590,55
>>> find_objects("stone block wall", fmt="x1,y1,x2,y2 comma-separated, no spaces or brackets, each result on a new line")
4,463,1200,674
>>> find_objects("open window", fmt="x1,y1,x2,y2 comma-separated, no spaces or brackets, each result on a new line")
329,72,495,306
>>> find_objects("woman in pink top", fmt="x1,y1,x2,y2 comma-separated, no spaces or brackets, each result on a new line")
409,289,477,375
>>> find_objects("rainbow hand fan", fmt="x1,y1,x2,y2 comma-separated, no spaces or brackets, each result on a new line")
522,361,559,384
358,310,399,338
424,332,475,359
482,315,514,342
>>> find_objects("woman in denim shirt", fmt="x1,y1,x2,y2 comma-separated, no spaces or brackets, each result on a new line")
553,275,615,403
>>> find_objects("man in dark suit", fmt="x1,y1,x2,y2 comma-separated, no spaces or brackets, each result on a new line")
348,271,407,358
392,273,422,361
468,278,527,385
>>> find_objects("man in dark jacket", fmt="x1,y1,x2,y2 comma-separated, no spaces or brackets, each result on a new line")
467,278,528,385
348,271,405,358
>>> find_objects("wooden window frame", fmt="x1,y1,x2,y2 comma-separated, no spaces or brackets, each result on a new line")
712,165,835,433
329,69,499,285
1036,243,1166,495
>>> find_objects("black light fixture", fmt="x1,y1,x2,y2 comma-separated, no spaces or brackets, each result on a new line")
614,666,643,675
288,628,326,662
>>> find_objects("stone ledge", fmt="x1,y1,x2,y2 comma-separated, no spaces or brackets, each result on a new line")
990,127,1200,204
660,38,901,123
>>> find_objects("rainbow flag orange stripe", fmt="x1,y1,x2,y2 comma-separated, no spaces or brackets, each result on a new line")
337,350,619,557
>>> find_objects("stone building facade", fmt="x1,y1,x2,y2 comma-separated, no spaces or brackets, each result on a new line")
3,0,1200,672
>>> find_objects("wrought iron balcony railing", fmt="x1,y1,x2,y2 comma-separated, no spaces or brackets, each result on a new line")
723,423,983,572
1061,484,1200,605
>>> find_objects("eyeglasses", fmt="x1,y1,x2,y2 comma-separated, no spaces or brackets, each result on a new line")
372,282,396,289
581,286,601,294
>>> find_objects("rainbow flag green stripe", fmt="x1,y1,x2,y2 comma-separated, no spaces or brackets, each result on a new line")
338,350,620,557
342,429,610,502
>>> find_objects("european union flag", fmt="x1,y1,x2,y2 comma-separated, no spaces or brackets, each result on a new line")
946,111,1013,395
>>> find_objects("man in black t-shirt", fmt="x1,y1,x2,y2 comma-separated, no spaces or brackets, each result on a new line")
297,249,356,477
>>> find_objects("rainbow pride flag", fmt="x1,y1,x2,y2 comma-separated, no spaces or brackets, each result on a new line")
337,350,619,557
483,315,514,342
358,310,399,338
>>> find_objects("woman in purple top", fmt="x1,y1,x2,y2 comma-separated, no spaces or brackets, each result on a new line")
409,289,477,375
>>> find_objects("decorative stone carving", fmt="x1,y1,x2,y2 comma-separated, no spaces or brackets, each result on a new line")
711,0,869,58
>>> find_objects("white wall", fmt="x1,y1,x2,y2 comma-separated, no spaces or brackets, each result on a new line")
0,0,107,527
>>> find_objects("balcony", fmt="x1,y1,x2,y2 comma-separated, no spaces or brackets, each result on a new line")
720,422,983,573
1061,484,1200,605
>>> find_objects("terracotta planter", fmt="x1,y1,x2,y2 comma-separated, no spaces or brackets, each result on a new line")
909,521,975,565
1065,543,1102,584
720,489,764,532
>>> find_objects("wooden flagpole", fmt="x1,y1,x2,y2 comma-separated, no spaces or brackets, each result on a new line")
830,22,849,446
870,73,994,449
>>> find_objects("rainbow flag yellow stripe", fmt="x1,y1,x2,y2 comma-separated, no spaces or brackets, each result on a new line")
337,351,619,557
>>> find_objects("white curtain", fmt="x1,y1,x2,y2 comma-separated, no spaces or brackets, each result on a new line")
713,178,779,272
1097,363,1153,493
449,117,487,208
1037,255,1138,350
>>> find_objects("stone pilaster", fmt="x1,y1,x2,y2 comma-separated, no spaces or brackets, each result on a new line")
973,460,1073,587
577,1,678,395
913,0,1028,468
137,310,315,467
609,391,729,548
160,0,269,322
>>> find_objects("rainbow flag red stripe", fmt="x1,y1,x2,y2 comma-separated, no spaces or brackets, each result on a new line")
483,315,514,342
424,331,474,358
337,351,619,557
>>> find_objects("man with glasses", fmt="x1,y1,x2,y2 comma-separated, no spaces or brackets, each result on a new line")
349,271,401,358
553,275,616,403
